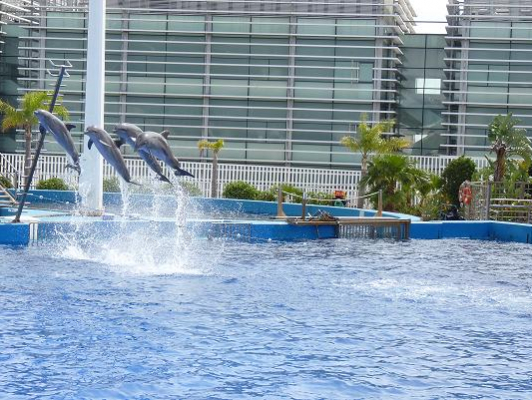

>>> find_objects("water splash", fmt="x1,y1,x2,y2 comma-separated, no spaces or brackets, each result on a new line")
51,177,212,276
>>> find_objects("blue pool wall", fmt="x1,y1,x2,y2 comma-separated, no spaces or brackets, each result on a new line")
3,189,532,245
8,189,418,220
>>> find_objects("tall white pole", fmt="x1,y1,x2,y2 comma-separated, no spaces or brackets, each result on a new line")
79,0,106,212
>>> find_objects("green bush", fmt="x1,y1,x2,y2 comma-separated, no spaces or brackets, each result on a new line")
36,177,69,190
0,175,13,189
307,191,336,206
441,156,476,205
103,177,121,192
179,181,202,197
223,181,258,200
256,190,276,202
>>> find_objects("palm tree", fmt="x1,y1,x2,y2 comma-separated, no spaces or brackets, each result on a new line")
0,92,69,186
198,139,224,198
361,154,430,212
488,113,532,182
341,116,409,208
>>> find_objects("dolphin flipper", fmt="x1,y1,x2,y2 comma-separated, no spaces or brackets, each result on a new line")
174,167,194,178
65,124,76,132
88,139,93,150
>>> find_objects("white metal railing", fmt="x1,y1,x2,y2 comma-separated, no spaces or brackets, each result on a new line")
0,153,490,199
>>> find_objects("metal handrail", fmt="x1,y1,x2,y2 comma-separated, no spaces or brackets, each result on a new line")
0,151,20,190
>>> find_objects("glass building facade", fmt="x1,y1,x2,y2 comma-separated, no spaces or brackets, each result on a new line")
445,0,532,155
11,0,416,167
397,34,447,155
3,0,532,165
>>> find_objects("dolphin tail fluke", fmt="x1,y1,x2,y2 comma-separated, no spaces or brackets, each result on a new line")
66,163,81,175
174,167,194,178
158,174,172,184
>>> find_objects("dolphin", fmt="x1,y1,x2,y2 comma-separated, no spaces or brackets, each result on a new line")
113,123,171,184
84,125,139,185
34,109,81,174
134,130,194,178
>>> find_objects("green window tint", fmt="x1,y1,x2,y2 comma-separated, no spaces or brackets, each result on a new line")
213,16,250,34
297,18,335,36
46,12,84,29
359,63,373,82
251,17,290,35
246,143,285,161
335,41,375,59
167,15,205,33
296,39,335,57
166,36,205,54
402,48,425,66
512,23,532,40
296,61,334,79
165,57,205,74
426,35,446,49
509,87,532,105
172,140,203,159
211,60,250,77
293,106,332,121
249,80,287,98
336,19,375,37
128,76,165,94
467,86,508,104
292,144,331,163
165,78,203,96
470,22,511,39
106,14,122,30
399,89,424,108
129,14,167,31
211,79,248,97
105,76,120,93
422,109,443,129
425,49,446,69
209,100,247,117
334,83,373,101
250,38,289,56
247,101,287,119
400,68,425,89
399,108,423,128
294,81,333,100
129,36,167,52
488,65,509,85
212,37,250,55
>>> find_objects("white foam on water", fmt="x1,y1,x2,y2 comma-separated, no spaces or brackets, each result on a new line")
53,178,215,277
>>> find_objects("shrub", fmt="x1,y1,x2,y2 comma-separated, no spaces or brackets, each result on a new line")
103,177,121,192
0,175,13,189
441,156,476,205
255,190,276,202
223,181,258,200
307,191,336,206
179,181,202,197
36,177,69,190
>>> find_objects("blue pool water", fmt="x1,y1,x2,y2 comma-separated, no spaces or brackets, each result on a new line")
2,239,532,399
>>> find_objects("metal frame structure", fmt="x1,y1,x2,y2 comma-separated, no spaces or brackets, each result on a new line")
15,0,416,168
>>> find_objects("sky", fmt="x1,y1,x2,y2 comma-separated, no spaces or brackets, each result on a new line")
409,0,448,34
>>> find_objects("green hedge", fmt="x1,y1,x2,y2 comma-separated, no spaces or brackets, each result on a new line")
36,177,69,191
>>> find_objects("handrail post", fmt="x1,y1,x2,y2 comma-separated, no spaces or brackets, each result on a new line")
301,192,307,220
377,189,383,217
485,181,492,221
276,186,286,219
12,63,70,223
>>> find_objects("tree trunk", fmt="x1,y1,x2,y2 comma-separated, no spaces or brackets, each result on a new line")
357,153,368,209
23,126,32,188
211,153,218,198
494,147,506,182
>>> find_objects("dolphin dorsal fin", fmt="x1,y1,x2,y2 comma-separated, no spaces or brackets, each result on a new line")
160,130,170,140
88,139,94,150
65,123,76,132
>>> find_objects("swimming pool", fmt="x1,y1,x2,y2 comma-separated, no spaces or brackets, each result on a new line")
2,239,532,399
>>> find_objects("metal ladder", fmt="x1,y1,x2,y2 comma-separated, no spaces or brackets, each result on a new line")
0,183,17,207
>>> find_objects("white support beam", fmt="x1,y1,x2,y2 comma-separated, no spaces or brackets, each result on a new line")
79,0,106,212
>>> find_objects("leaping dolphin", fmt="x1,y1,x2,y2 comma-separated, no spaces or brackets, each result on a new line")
134,131,194,178
34,109,81,174
113,123,171,184
84,126,139,185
